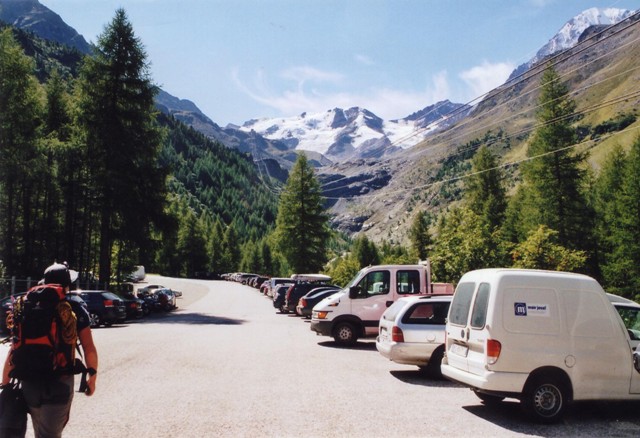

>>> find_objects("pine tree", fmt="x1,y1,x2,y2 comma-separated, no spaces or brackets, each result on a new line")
274,153,330,273
593,144,627,289
352,234,380,268
77,9,167,284
518,66,593,252
221,223,241,273
177,209,208,277
408,210,432,261
0,29,43,276
602,137,640,295
465,145,507,231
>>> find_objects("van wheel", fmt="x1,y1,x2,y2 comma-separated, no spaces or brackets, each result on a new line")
333,322,358,346
521,376,568,423
474,390,505,405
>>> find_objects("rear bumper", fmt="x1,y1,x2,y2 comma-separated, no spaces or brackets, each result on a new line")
441,363,527,395
376,340,431,366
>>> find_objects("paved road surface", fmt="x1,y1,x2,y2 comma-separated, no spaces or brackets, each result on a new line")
9,276,640,437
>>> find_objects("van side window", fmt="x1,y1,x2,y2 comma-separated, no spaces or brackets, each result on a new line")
449,282,475,326
354,270,390,298
396,270,421,294
470,283,490,329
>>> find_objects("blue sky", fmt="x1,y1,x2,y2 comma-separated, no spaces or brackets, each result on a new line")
39,0,638,126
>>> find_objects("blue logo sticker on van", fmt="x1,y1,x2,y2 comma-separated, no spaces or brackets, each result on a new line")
514,302,527,316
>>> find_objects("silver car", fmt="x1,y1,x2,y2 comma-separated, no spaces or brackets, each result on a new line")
376,295,452,377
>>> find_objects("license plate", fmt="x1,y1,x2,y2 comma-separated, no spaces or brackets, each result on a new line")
450,343,469,357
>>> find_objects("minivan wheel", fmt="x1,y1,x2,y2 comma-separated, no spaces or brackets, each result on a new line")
333,322,358,346
522,376,568,423
425,347,445,379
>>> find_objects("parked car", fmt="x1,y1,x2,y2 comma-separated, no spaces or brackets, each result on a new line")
266,278,292,297
119,291,145,320
272,283,295,312
376,295,452,377
283,274,333,314
137,284,164,296
127,265,146,282
295,286,341,318
76,290,126,328
154,288,177,311
0,292,27,333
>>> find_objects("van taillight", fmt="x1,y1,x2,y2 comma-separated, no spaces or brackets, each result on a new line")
486,339,501,365
104,299,114,307
391,326,404,342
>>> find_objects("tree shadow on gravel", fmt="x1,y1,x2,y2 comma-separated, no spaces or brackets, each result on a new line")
317,340,377,351
140,311,245,325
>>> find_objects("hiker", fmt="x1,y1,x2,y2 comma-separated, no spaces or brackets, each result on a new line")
1,262,99,438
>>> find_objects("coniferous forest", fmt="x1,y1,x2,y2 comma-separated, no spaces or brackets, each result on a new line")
0,12,280,286
1,9,640,303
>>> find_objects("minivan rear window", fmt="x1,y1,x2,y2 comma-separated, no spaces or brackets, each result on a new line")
449,282,475,326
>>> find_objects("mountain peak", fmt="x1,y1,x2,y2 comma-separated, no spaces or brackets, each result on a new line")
508,7,634,81
0,0,91,54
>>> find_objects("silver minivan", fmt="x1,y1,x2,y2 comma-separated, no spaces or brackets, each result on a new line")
376,295,451,377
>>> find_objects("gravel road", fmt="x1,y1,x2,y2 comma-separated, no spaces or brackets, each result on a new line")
10,275,640,437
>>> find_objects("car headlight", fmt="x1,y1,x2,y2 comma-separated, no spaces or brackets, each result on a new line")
314,311,329,320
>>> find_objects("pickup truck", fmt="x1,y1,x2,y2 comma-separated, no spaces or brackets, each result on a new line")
310,262,453,346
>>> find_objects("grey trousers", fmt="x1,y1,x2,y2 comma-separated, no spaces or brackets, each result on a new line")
21,375,74,438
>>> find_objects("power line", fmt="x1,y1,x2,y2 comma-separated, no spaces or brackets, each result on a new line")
318,16,640,198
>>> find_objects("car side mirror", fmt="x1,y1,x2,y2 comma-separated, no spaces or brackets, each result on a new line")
349,286,360,299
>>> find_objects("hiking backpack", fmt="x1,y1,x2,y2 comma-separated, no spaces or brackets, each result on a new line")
9,284,79,381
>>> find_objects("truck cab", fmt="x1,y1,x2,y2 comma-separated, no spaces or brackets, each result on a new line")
310,262,451,346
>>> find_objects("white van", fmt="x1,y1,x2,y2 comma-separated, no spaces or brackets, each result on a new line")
441,268,640,423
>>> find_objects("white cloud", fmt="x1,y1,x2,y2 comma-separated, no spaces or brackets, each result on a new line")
232,66,457,121
459,60,515,99
355,54,374,65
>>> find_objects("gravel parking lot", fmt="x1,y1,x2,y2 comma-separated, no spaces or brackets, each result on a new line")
10,275,640,437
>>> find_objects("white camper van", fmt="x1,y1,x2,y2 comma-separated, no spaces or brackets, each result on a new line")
441,268,640,423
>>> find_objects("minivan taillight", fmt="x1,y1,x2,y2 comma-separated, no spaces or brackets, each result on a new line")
391,326,404,342
486,339,501,365
104,299,114,308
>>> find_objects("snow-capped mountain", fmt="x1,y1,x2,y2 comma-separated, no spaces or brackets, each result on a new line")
509,7,634,80
239,100,470,161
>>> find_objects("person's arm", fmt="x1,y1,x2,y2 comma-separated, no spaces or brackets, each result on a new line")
78,326,98,396
1,348,13,386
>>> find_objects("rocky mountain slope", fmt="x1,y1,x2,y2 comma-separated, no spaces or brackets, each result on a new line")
322,9,640,244
3,1,638,246
0,0,90,53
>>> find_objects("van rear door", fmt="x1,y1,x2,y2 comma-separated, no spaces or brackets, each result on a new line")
446,281,491,375
446,282,476,372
